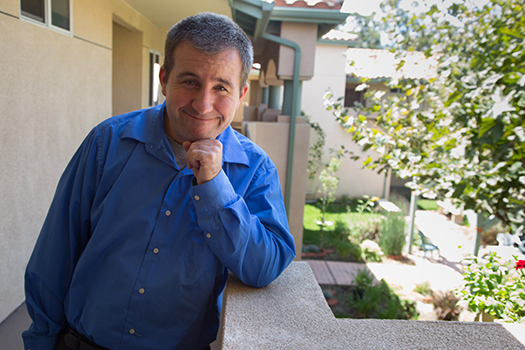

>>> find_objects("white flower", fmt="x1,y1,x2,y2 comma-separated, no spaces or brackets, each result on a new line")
514,126,525,141
374,90,386,100
482,73,504,89
356,83,369,92
489,87,515,119
518,74,525,87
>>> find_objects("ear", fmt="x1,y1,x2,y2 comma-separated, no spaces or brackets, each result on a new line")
237,84,249,108
159,66,168,97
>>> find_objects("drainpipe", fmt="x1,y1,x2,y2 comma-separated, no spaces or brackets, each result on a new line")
260,32,301,215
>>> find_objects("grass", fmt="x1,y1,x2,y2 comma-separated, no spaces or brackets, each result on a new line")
417,199,439,211
303,202,381,246
303,197,438,256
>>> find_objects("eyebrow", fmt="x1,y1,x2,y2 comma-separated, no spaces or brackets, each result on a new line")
176,72,235,90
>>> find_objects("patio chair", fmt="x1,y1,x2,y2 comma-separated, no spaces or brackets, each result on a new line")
418,230,440,259
496,233,521,247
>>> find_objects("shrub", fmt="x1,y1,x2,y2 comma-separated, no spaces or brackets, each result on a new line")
414,281,433,297
481,222,510,246
348,217,382,243
457,253,525,323
348,271,418,320
360,240,383,262
355,195,379,214
379,211,407,256
329,220,362,261
432,291,461,321
333,238,362,262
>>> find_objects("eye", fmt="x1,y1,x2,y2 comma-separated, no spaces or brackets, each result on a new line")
215,85,228,92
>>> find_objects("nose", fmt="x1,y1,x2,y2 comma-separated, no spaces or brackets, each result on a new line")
192,88,214,115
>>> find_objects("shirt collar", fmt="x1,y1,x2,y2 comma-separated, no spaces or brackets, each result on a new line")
217,124,250,167
121,102,250,167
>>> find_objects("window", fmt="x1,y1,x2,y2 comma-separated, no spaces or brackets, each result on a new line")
21,0,71,32
149,51,162,106
21,0,45,23
344,86,365,108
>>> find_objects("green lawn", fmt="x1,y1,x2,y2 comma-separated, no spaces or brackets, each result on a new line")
303,203,381,245
417,199,439,211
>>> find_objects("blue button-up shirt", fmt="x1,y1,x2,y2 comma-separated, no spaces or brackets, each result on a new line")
23,103,295,350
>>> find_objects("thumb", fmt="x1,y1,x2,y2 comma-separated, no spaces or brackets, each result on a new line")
183,141,192,152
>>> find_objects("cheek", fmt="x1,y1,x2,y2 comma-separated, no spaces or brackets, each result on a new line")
218,98,240,115
167,90,190,107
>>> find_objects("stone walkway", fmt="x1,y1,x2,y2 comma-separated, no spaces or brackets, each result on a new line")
305,256,464,294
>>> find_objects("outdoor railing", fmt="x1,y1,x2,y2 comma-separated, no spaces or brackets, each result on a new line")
219,261,525,349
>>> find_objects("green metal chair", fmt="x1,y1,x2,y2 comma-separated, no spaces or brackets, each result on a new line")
418,230,440,259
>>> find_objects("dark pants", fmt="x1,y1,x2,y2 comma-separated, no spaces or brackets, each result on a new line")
56,327,211,350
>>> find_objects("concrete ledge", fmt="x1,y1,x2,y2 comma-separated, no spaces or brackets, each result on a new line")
221,262,525,349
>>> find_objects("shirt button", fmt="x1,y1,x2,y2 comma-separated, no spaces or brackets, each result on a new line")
206,233,211,239
153,248,159,254
129,329,135,334
139,288,145,294
165,210,171,216
194,195,200,201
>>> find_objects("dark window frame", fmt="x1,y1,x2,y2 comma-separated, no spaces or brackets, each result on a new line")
20,0,72,33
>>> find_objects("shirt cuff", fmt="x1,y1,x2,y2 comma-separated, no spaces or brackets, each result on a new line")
189,170,236,214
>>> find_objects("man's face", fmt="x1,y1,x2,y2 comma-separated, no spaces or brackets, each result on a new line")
160,42,248,144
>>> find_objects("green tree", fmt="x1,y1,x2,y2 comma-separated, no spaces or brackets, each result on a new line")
379,0,434,52
343,12,383,49
317,147,348,244
325,0,525,235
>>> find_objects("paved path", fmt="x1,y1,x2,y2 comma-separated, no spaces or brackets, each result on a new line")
306,256,464,295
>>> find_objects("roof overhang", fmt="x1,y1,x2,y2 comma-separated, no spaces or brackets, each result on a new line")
229,0,349,41
229,0,275,40
271,6,349,38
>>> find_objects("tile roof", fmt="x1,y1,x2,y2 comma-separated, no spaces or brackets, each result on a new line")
273,0,344,10
321,29,358,42
345,48,439,80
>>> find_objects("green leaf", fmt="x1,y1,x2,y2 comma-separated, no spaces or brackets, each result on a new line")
497,27,524,40
478,118,497,138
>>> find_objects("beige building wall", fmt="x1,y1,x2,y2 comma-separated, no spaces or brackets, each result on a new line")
278,22,317,80
0,0,165,323
112,21,144,115
301,43,389,200
245,120,310,259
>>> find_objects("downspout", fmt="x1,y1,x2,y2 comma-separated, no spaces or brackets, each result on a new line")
260,32,301,215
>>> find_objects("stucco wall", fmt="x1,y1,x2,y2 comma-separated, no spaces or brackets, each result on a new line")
112,21,143,115
0,0,166,324
245,120,310,259
302,44,389,200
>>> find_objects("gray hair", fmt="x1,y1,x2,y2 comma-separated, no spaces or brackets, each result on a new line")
164,12,254,91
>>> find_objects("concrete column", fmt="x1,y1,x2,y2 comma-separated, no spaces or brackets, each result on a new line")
268,85,282,110
282,80,302,117
261,87,269,105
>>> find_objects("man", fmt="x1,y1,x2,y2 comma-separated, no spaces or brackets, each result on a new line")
23,12,295,350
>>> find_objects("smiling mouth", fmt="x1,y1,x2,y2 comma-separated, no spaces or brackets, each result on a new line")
182,109,221,122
